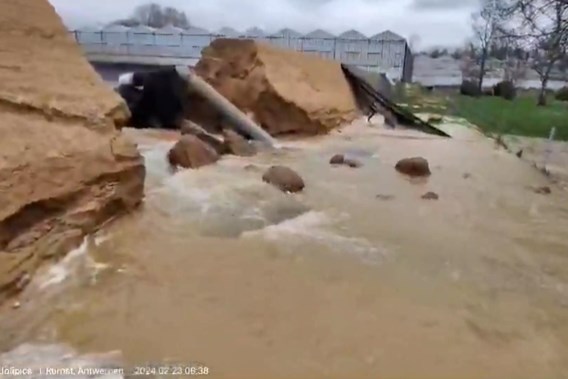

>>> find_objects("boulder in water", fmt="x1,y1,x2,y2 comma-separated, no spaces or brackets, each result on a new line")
344,158,363,168
168,135,220,169
330,154,361,168
330,154,345,165
533,186,551,195
421,191,439,200
223,129,257,156
180,120,227,155
262,166,305,193
395,157,431,177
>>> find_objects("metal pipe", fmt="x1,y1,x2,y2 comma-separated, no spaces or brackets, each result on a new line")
175,66,277,147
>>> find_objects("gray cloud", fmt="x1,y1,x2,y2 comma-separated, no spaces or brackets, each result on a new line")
48,0,476,48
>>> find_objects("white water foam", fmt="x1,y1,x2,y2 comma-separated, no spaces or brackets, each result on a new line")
36,239,89,290
139,142,175,186
243,211,386,264
34,237,108,291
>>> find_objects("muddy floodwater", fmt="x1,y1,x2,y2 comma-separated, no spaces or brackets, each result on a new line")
2,120,568,379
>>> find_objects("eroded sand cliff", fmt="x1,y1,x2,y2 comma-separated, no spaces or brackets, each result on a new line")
187,39,359,135
0,0,145,302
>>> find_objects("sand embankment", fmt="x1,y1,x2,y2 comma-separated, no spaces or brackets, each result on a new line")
187,38,359,136
0,0,145,302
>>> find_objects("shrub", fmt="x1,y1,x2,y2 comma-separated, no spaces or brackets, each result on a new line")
460,80,481,97
483,88,495,96
493,80,516,100
554,86,568,102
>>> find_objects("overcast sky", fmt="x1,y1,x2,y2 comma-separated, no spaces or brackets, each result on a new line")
48,0,481,49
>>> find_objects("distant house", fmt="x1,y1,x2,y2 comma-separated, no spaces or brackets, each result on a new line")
102,24,129,46
181,27,212,57
75,26,102,46
303,29,336,60
412,55,463,87
155,25,183,55
368,30,413,83
243,27,266,42
269,28,303,50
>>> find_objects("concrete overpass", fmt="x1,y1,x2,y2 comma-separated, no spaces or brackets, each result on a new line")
85,52,199,84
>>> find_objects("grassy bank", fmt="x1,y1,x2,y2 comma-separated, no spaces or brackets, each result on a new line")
398,87,568,141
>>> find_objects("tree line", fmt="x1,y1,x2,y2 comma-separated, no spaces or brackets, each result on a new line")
111,3,190,29
468,0,567,105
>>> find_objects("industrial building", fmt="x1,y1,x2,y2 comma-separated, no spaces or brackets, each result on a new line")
71,25,414,82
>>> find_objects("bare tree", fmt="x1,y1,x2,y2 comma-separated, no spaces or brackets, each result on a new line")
471,0,505,91
451,48,464,59
163,6,190,29
428,48,448,58
460,55,480,80
113,3,190,29
493,32,530,83
132,3,162,27
505,0,568,105
504,54,529,83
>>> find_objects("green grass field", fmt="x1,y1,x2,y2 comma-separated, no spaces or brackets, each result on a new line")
398,87,568,141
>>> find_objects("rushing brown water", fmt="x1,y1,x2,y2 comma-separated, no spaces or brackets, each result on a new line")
2,120,568,379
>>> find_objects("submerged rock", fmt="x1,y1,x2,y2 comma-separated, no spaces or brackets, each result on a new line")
533,186,552,195
168,135,220,169
330,154,362,168
421,191,440,200
200,197,311,238
344,158,363,168
244,164,261,173
395,157,431,177
262,166,305,193
330,154,345,165
376,194,395,201
223,129,257,156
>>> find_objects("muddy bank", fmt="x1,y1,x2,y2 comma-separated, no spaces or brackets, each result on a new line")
187,39,359,135
0,0,144,303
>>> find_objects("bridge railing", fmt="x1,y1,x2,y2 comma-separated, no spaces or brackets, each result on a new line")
69,30,405,75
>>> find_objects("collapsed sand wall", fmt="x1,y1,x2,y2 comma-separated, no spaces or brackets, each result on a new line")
187,39,359,136
0,0,145,302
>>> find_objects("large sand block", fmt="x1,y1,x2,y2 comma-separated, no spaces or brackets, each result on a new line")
187,39,359,136
0,0,145,302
